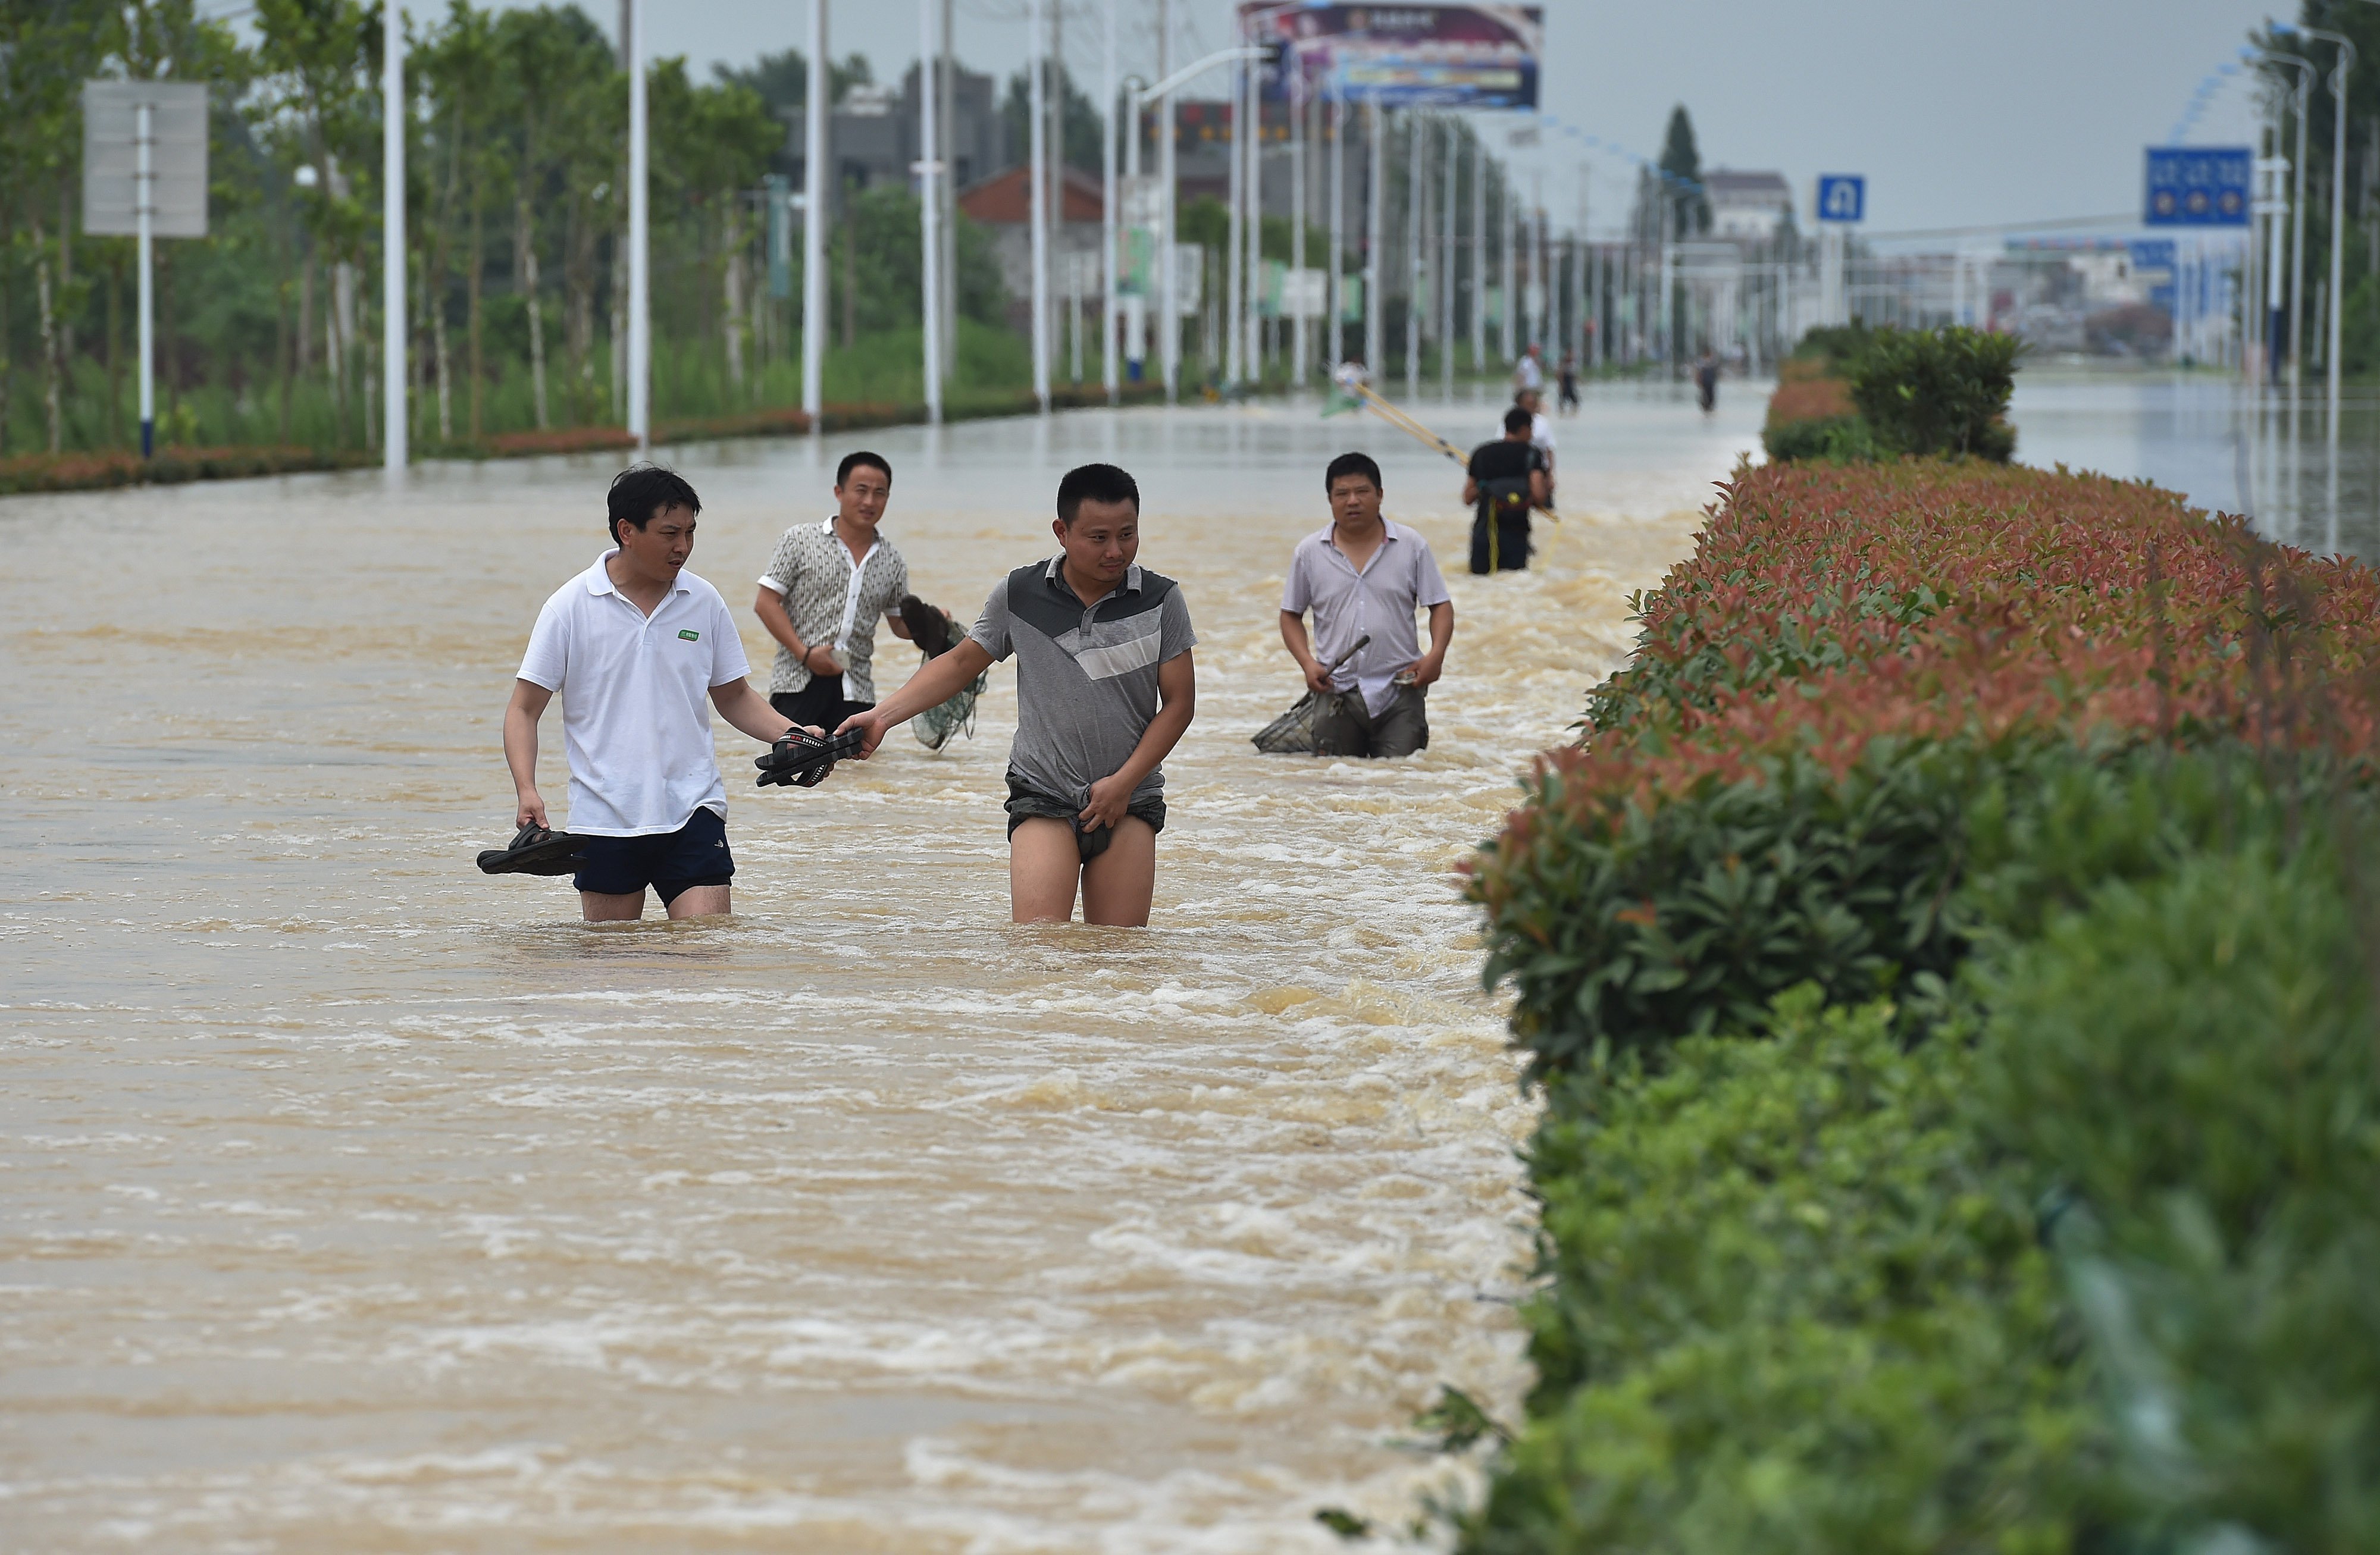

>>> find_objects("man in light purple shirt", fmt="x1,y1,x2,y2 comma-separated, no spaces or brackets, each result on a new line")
1279,452,1455,758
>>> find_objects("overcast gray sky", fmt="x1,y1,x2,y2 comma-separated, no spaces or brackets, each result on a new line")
479,0,2274,236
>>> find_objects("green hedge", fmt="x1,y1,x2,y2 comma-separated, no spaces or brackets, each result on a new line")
1446,457,2380,1553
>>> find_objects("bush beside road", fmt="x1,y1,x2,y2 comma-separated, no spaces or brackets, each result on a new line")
1452,457,2380,1551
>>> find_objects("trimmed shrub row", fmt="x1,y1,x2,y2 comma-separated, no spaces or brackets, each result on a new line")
1762,325,2018,464
1452,460,2380,1551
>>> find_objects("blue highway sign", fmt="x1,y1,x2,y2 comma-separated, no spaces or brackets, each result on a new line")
1816,175,1865,224
2144,148,2250,227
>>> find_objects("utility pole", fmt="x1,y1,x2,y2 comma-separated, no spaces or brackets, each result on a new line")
940,0,956,379
382,0,406,469
1364,95,1382,376
1225,27,1242,385
1326,86,1342,374
918,0,942,422
1439,117,1453,398
1028,0,1050,408
1470,134,1484,372
1290,68,1305,380
801,0,827,419
1102,0,1118,399
627,0,650,444
1158,0,1178,400
1405,110,1421,400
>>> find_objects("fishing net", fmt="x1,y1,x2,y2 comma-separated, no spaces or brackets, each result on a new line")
1252,689,1346,755
914,664,989,752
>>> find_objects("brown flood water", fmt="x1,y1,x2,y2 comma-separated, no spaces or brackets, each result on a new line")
1,386,1759,1551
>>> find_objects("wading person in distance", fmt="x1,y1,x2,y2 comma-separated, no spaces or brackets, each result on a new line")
1280,452,1453,759
838,463,1197,927
1517,385,1558,503
754,450,921,733
1464,407,1551,575
505,465,820,921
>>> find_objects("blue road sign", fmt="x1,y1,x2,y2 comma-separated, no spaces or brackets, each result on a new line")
2144,148,2250,227
1816,175,1865,224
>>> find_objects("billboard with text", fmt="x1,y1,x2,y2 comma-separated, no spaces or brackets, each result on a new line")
1244,4,1543,109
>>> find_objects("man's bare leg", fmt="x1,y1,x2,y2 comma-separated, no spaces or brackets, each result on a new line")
665,885,730,920
581,890,647,922
1079,818,1157,927
1010,818,1084,923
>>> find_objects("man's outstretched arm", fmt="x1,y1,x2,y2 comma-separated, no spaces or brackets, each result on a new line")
710,678,807,742
839,639,995,755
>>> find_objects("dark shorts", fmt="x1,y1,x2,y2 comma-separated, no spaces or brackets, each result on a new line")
771,678,874,733
572,806,735,903
1312,683,1429,759
1004,774,1167,862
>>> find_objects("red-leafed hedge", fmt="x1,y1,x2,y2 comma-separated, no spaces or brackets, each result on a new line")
0,444,371,494
1468,459,2380,1076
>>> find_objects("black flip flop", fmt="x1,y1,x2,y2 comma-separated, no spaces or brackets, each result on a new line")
756,727,869,788
899,594,956,659
477,822,594,876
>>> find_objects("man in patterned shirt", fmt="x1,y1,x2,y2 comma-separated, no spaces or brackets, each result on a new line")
837,463,1197,927
753,450,922,732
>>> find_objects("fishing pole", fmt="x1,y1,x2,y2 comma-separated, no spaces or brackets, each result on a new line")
1328,365,1559,521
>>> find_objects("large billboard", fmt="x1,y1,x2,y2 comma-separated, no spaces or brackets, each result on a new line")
1245,4,1543,110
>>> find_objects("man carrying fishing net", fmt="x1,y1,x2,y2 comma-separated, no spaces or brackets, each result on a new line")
1277,452,1453,759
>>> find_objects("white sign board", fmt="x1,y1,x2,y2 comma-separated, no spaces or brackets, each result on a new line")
83,81,209,239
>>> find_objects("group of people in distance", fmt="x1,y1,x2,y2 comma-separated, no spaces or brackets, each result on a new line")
500,444,1483,929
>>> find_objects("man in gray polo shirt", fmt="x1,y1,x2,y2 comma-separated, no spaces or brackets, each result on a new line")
1280,451,1454,758
838,463,1197,926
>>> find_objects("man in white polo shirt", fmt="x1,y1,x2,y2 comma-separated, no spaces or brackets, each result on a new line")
504,465,813,921
1279,452,1454,758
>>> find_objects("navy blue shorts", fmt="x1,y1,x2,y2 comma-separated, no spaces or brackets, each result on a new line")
571,807,735,903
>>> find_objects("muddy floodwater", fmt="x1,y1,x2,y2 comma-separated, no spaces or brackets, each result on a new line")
2,385,1756,1551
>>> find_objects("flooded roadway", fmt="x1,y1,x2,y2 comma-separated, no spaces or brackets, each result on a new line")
1,384,1758,1551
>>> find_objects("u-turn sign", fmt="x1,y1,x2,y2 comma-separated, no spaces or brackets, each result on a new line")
1816,175,1866,224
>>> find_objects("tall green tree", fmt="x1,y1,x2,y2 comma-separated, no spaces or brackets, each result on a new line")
1657,104,1709,239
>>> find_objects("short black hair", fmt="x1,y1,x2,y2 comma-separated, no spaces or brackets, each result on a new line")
1504,406,1534,434
1056,462,1141,525
1324,452,1382,493
836,450,892,487
606,463,701,542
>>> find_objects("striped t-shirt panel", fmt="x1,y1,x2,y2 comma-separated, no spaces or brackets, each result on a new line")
969,559,1197,804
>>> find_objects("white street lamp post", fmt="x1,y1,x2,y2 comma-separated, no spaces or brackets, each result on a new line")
1101,0,1117,399
2297,25,2356,437
917,0,942,423
801,0,828,421
627,0,651,444
1027,0,1050,409
383,0,405,469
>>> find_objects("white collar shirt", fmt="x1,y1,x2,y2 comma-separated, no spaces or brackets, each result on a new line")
1279,519,1452,717
516,550,750,836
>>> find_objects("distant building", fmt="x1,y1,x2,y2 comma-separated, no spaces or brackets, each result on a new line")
1705,169,1793,243
958,165,1107,328
784,62,1004,207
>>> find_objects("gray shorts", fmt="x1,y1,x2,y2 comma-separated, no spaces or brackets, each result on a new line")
1312,684,1429,759
1004,774,1168,862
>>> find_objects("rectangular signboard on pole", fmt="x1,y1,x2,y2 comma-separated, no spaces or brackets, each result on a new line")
2143,147,2251,227
1247,4,1542,110
82,80,208,237
1815,174,1864,224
